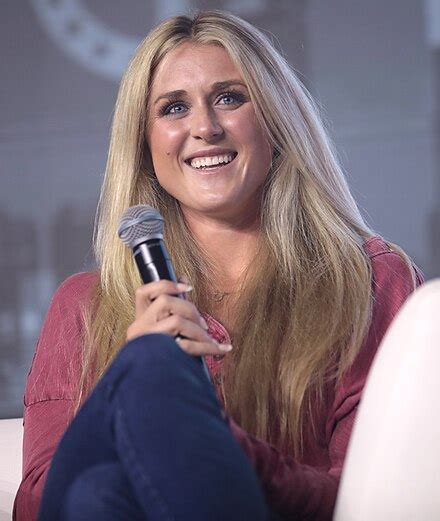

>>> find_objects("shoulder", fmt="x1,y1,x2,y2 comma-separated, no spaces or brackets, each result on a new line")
328,237,423,430
340,236,422,386
43,271,100,324
39,270,100,350
51,271,99,305
362,235,423,311
362,235,394,259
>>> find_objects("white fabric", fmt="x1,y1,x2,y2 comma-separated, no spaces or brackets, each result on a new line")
334,279,440,520
0,418,23,521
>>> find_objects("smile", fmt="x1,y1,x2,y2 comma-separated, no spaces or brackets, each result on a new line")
186,152,238,170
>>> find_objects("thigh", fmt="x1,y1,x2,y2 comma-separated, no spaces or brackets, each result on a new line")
111,335,271,520
41,334,271,521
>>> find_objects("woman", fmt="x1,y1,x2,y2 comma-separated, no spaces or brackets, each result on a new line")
14,10,422,521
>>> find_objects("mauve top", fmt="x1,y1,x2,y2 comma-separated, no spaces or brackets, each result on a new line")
13,236,423,520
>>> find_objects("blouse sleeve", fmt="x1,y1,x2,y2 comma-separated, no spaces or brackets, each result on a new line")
228,249,423,520
13,272,96,521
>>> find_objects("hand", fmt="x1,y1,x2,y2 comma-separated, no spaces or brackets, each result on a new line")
126,280,233,356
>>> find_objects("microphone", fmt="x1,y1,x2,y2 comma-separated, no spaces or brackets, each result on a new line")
118,205,177,285
118,204,211,381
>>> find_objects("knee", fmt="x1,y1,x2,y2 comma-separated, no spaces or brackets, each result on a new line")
62,463,118,519
106,333,206,398
62,463,141,520
409,279,440,325
116,333,183,367
385,279,440,357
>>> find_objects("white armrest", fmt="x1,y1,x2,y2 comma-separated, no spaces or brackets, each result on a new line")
0,418,23,520
334,280,440,520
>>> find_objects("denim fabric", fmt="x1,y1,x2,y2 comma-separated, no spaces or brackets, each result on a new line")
38,334,276,521
63,462,145,520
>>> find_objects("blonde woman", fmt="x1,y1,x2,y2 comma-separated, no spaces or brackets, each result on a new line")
14,10,422,521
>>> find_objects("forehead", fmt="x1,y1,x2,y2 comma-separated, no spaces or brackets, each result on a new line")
150,43,243,93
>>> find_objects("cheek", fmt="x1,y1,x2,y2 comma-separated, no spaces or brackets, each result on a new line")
149,125,185,165
226,110,269,151
247,116,268,147
240,120,272,169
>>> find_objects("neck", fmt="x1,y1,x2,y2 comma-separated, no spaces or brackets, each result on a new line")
181,207,261,290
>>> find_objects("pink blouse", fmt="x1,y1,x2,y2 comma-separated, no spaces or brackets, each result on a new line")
13,236,423,520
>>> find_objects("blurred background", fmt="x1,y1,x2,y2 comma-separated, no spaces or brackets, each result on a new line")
1,0,439,418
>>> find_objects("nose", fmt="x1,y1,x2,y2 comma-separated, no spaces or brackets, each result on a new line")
190,105,224,141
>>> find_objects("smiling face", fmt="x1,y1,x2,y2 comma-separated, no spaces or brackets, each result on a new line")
146,42,273,225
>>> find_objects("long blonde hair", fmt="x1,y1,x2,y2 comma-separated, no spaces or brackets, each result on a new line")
77,10,394,457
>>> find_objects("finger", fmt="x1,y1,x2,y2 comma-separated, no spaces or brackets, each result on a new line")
128,315,212,345
176,338,233,357
134,280,192,314
156,315,212,343
146,294,208,330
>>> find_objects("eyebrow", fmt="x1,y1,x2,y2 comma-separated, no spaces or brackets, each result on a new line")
153,80,247,105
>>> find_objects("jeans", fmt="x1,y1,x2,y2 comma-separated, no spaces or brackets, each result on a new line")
38,334,279,520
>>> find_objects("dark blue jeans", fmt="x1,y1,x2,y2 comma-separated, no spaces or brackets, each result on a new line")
38,334,278,520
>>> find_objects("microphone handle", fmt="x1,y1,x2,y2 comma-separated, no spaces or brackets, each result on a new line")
133,238,212,382
134,239,177,284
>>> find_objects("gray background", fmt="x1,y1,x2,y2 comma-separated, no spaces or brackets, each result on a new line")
1,0,439,418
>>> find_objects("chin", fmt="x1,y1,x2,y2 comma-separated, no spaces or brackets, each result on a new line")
182,199,236,216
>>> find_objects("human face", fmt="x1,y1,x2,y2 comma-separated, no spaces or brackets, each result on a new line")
146,43,272,224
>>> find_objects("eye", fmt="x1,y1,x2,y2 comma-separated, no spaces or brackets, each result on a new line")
217,91,246,106
159,102,188,116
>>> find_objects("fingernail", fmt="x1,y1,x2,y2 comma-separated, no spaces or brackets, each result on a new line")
177,283,193,292
218,343,233,352
200,317,208,330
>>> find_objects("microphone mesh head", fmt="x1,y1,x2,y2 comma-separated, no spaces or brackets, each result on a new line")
118,205,164,249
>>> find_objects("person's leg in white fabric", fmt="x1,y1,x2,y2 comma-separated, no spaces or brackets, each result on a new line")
334,279,440,521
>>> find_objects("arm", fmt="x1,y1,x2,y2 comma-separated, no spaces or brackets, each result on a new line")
228,247,423,520
229,419,338,519
13,272,97,521
14,401,74,521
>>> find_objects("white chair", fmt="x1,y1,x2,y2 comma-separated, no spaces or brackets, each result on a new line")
334,279,440,520
0,418,23,521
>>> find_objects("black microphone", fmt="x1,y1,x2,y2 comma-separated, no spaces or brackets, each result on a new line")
118,205,177,285
118,204,211,381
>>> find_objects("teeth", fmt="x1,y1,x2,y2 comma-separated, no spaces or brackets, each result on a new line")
190,153,235,169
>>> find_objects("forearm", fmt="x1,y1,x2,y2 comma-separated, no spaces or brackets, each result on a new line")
229,419,338,520
14,465,49,521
